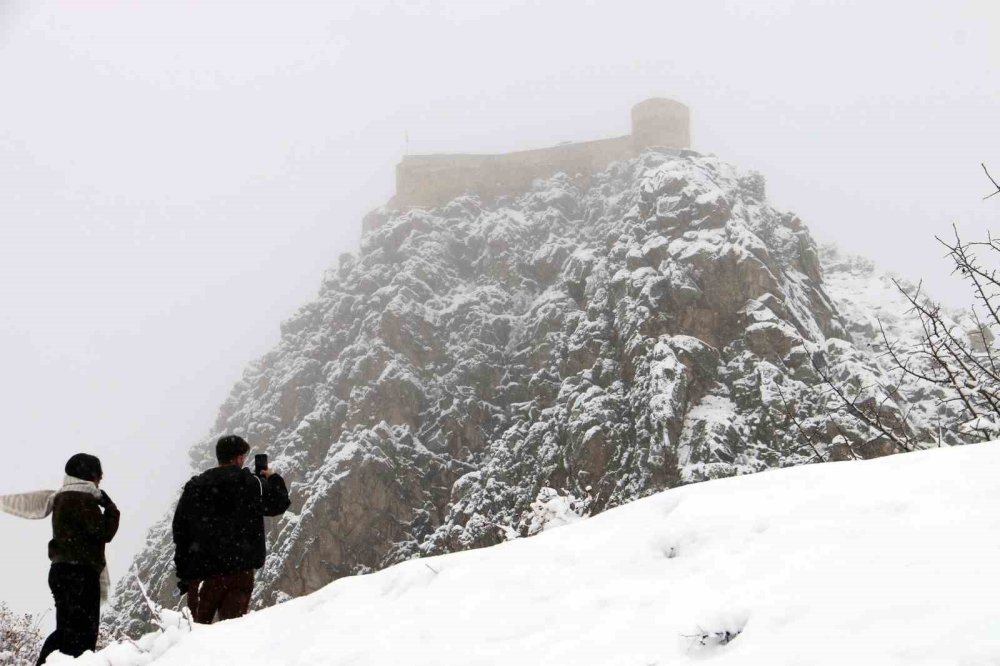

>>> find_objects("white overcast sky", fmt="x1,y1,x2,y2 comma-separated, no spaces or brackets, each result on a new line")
1,0,998,619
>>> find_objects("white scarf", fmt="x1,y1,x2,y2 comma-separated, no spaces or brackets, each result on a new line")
0,476,112,602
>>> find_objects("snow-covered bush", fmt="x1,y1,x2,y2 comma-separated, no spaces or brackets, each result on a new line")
50,608,193,666
0,603,43,666
524,487,593,536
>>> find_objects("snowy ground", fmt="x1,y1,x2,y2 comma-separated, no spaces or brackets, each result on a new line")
58,443,1000,666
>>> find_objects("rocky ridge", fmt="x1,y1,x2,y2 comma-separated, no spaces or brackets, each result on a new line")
105,150,966,635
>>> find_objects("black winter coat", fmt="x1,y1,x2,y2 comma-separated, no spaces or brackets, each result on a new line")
172,466,290,582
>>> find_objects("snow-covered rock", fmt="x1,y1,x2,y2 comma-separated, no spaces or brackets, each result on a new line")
106,150,971,635
89,443,1000,665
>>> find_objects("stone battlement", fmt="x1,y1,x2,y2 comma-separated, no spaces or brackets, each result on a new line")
388,98,690,209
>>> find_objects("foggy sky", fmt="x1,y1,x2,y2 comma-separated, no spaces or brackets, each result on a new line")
1,0,997,620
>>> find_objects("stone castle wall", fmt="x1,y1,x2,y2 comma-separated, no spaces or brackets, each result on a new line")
388,98,690,210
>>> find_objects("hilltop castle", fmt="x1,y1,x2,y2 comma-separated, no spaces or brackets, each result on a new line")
388,98,690,209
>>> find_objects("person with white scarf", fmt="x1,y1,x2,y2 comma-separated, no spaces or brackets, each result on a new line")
0,453,119,665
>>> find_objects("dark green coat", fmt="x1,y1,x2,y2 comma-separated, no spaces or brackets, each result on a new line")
48,491,120,572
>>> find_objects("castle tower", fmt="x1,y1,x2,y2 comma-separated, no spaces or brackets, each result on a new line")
631,98,690,151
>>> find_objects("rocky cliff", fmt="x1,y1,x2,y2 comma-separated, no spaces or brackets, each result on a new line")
105,149,964,635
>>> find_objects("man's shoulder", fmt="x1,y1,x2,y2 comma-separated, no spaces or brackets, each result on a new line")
181,471,208,493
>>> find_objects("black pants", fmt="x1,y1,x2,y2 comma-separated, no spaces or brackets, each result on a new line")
36,563,101,665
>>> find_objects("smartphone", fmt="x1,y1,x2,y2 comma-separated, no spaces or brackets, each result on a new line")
254,454,268,475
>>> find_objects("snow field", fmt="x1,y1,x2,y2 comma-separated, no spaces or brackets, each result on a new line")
63,443,1000,665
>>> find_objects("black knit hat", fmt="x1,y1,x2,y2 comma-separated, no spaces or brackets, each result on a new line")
65,453,103,482
216,435,250,464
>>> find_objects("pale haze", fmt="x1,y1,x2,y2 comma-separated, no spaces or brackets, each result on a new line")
1,0,997,620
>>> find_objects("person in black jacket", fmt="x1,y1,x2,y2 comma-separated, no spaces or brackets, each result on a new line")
172,435,290,624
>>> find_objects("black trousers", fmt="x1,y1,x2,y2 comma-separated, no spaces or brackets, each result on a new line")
36,563,101,665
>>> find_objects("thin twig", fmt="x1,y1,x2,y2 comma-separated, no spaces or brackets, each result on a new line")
983,163,1000,199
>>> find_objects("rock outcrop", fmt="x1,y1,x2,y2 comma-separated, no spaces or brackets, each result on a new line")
105,150,965,636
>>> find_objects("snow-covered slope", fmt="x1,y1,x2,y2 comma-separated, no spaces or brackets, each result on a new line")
70,443,1000,666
